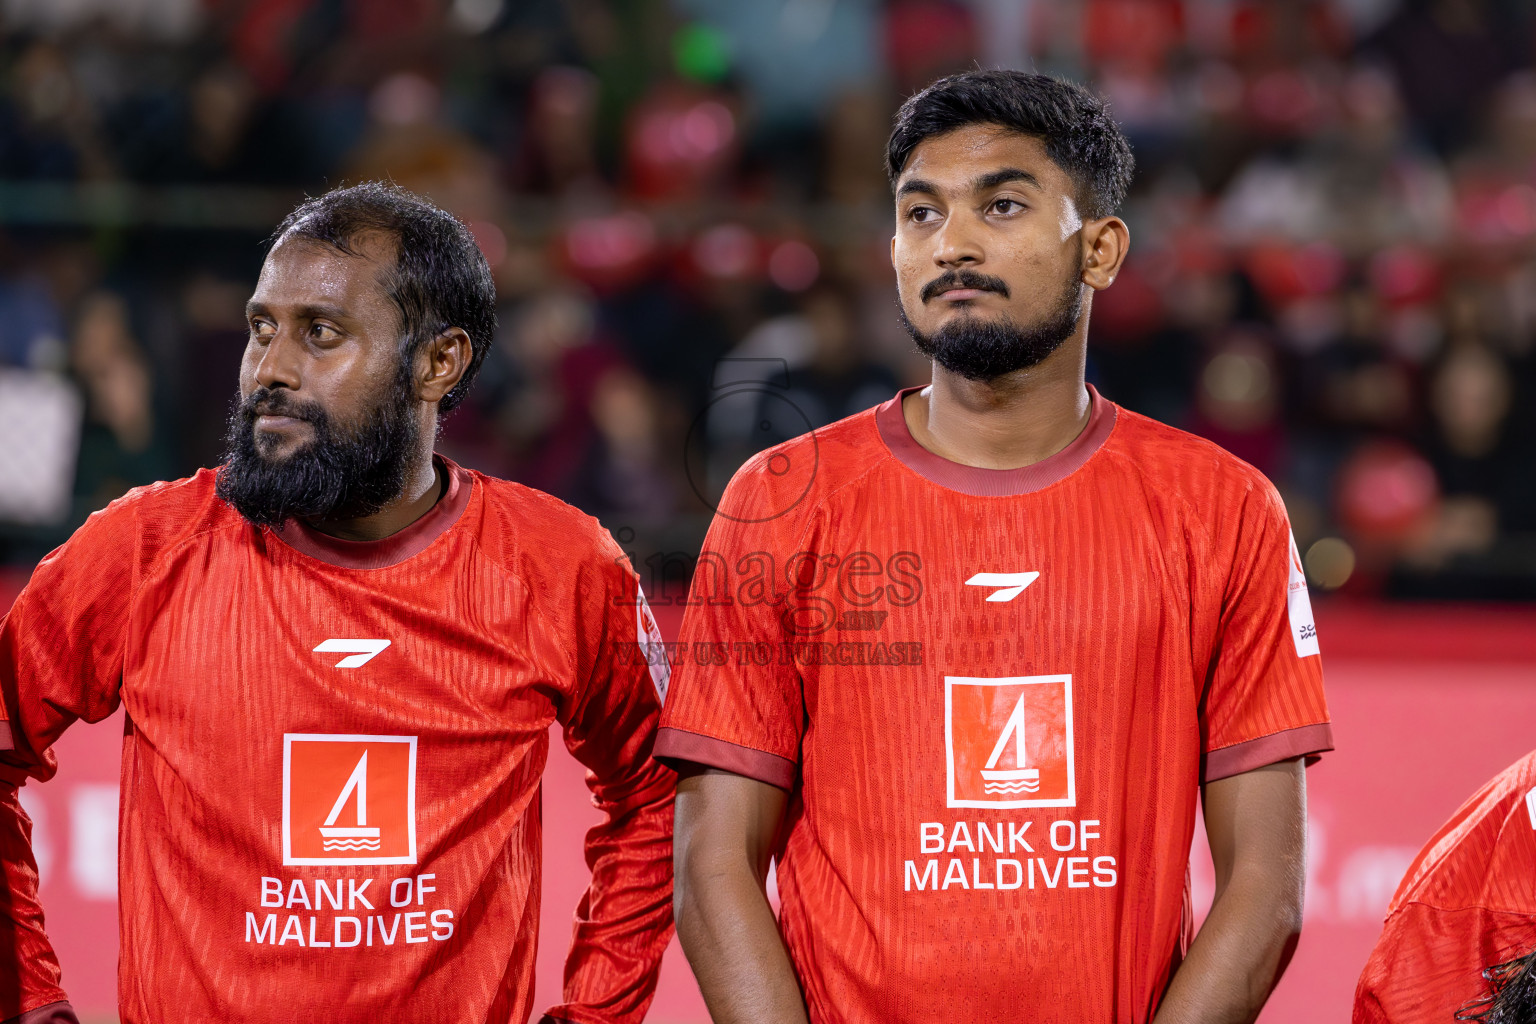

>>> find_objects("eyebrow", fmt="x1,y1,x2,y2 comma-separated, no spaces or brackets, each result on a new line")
895,167,1044,201
895,177,939,200
244,301,352,322
973,167,1042,193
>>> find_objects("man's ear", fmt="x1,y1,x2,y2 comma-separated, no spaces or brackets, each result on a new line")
1079,216,1130,291
415,327,472,404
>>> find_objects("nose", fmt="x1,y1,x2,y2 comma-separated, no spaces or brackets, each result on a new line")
250,328,302,393
932,212,984,269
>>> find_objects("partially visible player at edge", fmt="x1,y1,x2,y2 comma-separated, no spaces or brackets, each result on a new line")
0,183,675,1024
656,70,1333,1023
1354,749,1536,1023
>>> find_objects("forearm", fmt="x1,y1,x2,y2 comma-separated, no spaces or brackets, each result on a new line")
1155,760,1308,1024
1153,863,1302,1024
676,850,807,1024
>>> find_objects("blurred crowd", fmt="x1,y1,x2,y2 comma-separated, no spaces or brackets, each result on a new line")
1,0,1535,599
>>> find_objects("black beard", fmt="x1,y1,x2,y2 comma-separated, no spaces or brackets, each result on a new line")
899,271,1084,382
214,366,420,529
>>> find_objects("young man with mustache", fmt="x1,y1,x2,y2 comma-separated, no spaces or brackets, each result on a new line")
0,183,675,1023
657,70,1333,1023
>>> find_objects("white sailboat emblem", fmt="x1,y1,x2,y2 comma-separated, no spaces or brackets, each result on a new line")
318,751,382,851
979,694,1040,794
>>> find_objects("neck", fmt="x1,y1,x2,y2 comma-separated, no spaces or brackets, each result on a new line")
903,338,1091,470
305,448,443,542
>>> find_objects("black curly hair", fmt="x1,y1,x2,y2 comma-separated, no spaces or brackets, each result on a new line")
1457,948,1536,1023
886,69,1135,220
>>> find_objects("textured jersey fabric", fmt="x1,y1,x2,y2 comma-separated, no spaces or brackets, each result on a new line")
0,458,675,1024
655,386,1332,1023
1353,750,1536,1023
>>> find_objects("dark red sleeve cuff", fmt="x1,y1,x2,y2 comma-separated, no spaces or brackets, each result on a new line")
653,727,797,791
3,1001,80,1024
1203,722,1334,782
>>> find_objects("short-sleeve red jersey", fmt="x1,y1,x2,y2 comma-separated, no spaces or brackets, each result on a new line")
0,458,675,1024
1353,750,1536,1023
656,386,1332,1023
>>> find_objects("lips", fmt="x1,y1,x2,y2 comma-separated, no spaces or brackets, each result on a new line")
254,414,307,429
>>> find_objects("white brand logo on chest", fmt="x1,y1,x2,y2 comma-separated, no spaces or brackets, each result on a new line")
964,572,1040,602
313,639,391,668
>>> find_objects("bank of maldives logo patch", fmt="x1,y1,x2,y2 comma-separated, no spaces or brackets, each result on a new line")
283,734,417,866
945,676,1075,809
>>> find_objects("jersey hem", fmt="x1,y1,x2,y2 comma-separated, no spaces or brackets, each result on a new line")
653,727,796,790
1203,722,1334,782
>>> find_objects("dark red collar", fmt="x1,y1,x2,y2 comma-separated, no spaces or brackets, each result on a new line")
875,384,1117,497
271,456,474,569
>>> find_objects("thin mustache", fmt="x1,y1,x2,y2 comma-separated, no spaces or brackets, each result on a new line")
921,271,1010,303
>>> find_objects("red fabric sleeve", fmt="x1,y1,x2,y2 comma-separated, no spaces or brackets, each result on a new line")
543,530,676,1024
1201,477,1332,781
0,501,134,1018
655,453,810,789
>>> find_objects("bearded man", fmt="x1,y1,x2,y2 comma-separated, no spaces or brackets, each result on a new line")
0,182,675,1024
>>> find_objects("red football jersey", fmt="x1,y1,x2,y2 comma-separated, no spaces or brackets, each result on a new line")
1353,750,1536,1023
656,386,1332,1023
0,458,675,1024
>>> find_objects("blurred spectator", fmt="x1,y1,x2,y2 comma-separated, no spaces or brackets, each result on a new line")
1368,0,1524,153
68,292,175,517
1422,344,1531,536
1187,331,1287,480
570,367,679,529
512,66,605,198
752,284,899,444
1,40,113,180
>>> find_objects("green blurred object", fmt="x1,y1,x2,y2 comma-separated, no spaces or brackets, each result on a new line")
673,22,731,83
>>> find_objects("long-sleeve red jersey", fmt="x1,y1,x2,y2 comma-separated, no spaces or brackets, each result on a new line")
0,458,675,1023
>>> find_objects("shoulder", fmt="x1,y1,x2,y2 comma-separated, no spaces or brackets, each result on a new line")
70,469,238,558
468,471,626,572
716,404,887,534
1388,750,1536,914
24,470,239,603
1103,405,1285,519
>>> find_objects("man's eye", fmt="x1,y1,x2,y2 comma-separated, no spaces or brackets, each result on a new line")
310,323,341,342
992,198,1022,215
250,321,275,339
909,206,939,224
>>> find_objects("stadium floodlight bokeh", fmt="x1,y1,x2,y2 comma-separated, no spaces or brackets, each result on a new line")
0,2,1534,1023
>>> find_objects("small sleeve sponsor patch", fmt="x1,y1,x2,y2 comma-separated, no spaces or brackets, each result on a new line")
636,589,670,704
1287,531,1319,658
